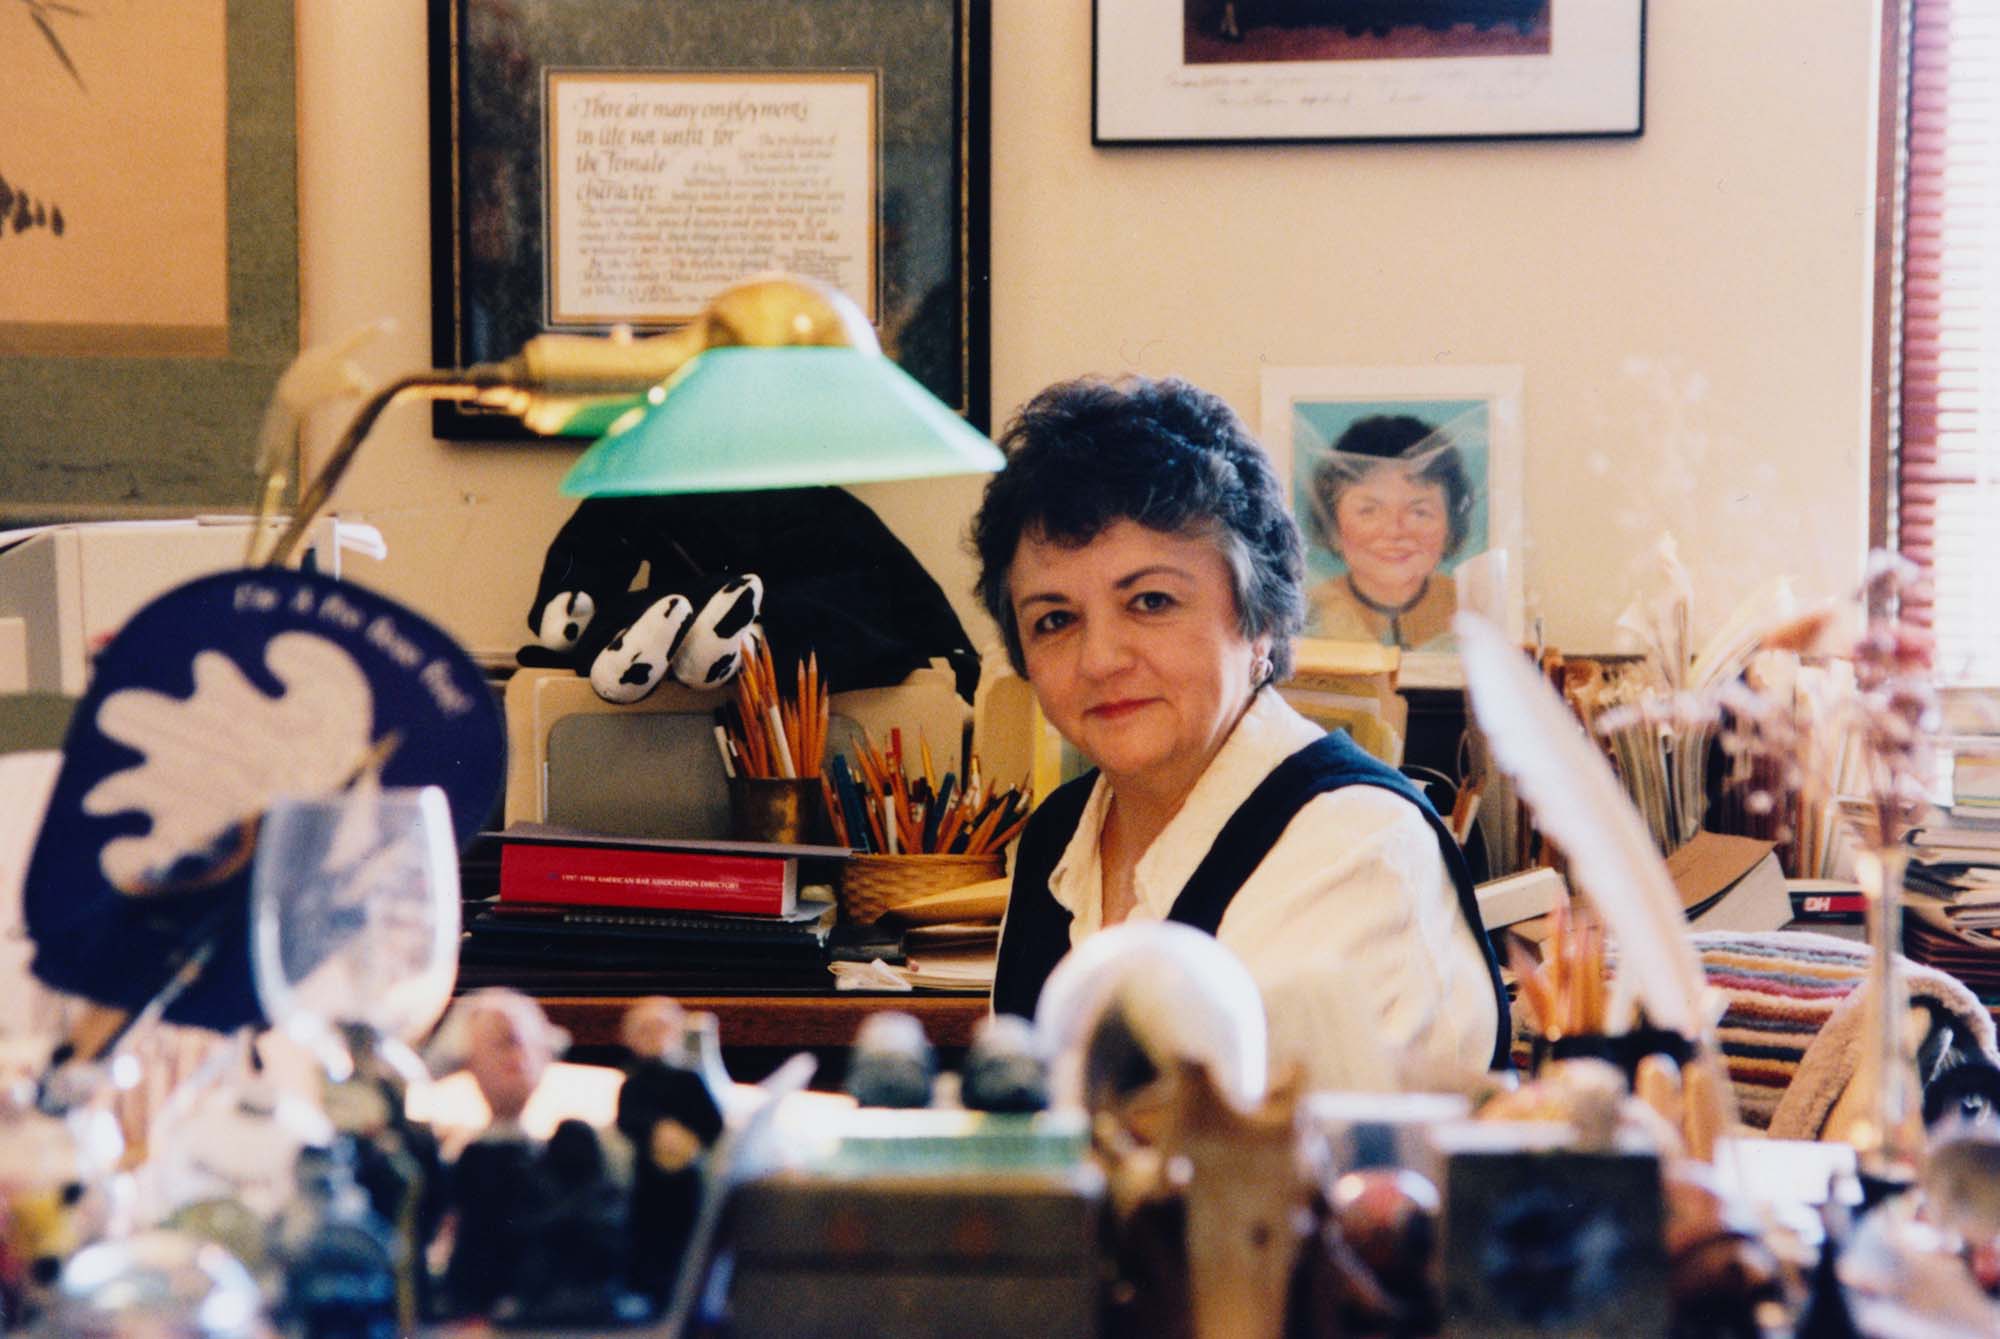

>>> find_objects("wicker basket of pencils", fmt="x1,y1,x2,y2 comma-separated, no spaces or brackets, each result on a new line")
837,851,1007,925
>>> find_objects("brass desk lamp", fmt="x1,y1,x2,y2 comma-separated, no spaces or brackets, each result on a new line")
249,273,1003,566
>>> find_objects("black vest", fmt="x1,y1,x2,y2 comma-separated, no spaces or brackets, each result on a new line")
990,730,1512,1071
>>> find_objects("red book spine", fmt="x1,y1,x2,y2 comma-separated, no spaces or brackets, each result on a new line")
498,842,794,915
1793,893,1867,916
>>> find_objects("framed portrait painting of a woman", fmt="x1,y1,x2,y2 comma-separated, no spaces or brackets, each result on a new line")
1260,365,1524,686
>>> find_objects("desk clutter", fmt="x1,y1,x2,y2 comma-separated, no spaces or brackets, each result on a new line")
455,632,1023,1001
461,753,1011,995
8,487,2000,1339
15,916,1988,1339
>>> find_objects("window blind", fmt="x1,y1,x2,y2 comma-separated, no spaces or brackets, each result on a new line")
1898,1,2000,682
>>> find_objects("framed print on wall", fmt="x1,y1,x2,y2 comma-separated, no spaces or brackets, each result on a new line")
429,0,991,440
0,2,298,516
1260,365,1524,688
1095,1,1644,146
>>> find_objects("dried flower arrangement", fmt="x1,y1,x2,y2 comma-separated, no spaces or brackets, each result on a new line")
1716,555,1941,1180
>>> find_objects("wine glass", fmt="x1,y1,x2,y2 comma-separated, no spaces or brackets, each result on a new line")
250,785,460,1066
145,788,459,1239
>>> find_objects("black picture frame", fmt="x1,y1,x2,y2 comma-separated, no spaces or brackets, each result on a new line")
428,0,990,441
1095,1,1644,147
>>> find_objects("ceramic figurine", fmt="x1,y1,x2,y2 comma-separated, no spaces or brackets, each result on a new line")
322,1024,442,1326
0,1081,122,1330
510,1118,647,1325
1323,1166,1445,1336
1032,925,1295,1339
166,1082,332,1224
424,990,563,1317
614,999,723,1311
620,997,688,1068
843,1012,935,1109
267,1144,397,1339
960,1013,1049,1114
1660,1161,1784,1339
1168,1061,1309,1339
147,1040,333,1280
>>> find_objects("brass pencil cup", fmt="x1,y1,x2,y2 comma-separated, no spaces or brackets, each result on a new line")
728,776,822,845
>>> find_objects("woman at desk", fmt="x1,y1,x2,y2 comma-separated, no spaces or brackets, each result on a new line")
978,377,1507,1092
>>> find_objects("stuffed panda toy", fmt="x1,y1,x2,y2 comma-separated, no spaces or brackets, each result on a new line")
560,570,762,705
520,488,980,706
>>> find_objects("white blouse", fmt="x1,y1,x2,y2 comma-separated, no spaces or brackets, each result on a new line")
1038,688,1497,1094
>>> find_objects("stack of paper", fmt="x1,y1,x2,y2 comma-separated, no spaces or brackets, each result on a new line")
1897,809,2000,995
833,921,999,993
829,879,1009,993
1905,834,2000,930
1903,903,2000,996
901,921,999,990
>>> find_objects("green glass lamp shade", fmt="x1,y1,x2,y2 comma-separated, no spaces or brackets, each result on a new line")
559,347,1003,497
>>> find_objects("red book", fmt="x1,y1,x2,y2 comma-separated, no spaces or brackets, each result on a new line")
497,826,804,915
1790,892,1867,918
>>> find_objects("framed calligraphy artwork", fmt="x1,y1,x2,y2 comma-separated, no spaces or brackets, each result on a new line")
430,0,990,439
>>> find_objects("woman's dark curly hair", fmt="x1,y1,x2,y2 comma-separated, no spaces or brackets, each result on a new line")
971,375,1306,679
1307,414,1476,560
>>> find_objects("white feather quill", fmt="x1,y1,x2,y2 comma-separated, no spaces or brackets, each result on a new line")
1456,610,1738,1140
1456,611,1709,1035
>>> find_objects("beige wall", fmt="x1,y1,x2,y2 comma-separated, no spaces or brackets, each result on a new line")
299,1,1878,664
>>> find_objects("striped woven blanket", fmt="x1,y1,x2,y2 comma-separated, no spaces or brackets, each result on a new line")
1519,929,1999,1139
1694,929,1998,1137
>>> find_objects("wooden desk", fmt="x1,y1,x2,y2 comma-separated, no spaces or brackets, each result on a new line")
539,991,988,1052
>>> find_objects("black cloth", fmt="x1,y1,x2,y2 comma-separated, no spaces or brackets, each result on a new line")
521,489,982,701
990,730,1511,1070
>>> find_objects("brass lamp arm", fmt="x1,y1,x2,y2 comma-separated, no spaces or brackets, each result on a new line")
259,370,499,569
252,275,888,567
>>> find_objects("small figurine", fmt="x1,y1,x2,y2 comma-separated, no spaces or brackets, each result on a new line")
960,1013,1049,1114
614,999,723,1311
268,1143,398,1339
424,990,564,1318
146,1037,334,1278
0,1081,122,1330
450,989,560,1136
843,1012,935,1109
620,997,688,1070
1792,1201,1863,1339
1661,1160,1785,1339
322,1023,443,1327
510,1118,646,1325
1032,926,1302,1339
1321,1166,1445,1336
